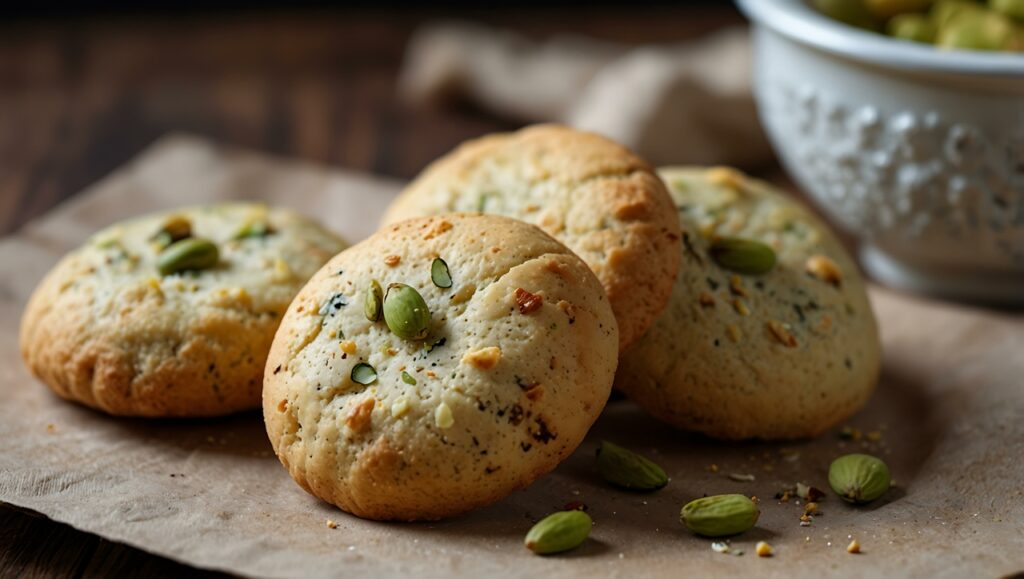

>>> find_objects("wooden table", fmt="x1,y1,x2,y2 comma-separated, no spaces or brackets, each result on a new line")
0,5,745,576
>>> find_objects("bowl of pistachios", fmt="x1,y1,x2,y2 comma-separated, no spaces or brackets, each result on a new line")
737,0,1024,305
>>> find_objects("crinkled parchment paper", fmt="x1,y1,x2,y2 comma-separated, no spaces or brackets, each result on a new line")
1,136,1022,578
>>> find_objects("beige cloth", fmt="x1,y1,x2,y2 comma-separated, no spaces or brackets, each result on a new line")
399,22,773,168
1,136,1022,578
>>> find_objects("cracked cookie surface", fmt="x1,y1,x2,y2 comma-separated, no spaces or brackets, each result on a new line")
264,214,618,520
19,203,345,417
616,167,881,440
381,124,680,352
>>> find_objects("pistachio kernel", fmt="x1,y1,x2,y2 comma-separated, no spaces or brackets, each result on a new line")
401,371,417,385
364,280,384,322
431,257,453,289
829,453,891,504
383,283,431,340
596,440,669,491
156,238,219,276
524,510,592,555
150,215,192,249
351,363,377,385
680,494,760,537
709,237,777,275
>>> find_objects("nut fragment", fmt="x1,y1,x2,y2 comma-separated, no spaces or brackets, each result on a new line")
756,541,773,557
434,402,454,429
340,340,357,355
391,397,411,418
699,292,716,307
847,539,861,554
806,254,843,287
157,238,219,276
384,254,401,266
767,320,798,348
463,346,502,370
345,398,375,433
364,280,383,322
710,237,776,275
514,288,544,314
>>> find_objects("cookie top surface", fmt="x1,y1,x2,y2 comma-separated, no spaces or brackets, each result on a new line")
264,214,618,521
381,124,680,352
19,203,345,417
616,167,881,440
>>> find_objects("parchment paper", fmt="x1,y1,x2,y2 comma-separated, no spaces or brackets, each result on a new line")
1,136,1022,578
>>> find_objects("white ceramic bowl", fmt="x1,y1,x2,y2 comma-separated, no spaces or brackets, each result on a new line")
737,0,1024,304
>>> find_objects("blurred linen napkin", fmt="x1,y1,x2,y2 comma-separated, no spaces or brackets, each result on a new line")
399,21,772,169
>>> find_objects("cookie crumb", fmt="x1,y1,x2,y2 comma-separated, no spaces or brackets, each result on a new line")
384,255,401,266
340,340,357,355
46,423,57,433
326,519,338,529
434,402,454,429
806,254,842,287
756,541,773,557
847,539,861,554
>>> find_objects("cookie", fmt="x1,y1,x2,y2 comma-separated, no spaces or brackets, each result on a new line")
616,167,881,440
20,203,345,417
381,124,680,352
264,214,618,521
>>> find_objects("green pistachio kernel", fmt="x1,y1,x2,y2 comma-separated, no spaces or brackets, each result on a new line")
596,441,669,491
232,220,273,240
931,0,982,28
431,257,453,289
401,371,417,385
680,494,760,537
709,237,777,275
865,0,935,19
364,280,383,322
888,13,939,42
383,283,431,341
351,363,377,385
524,510,592,555
156,238,219,276
813,0,882,30
990,0,1024,21
938,8,1021,50
829,453,891,504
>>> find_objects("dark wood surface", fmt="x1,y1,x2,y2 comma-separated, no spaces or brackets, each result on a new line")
0,5,745,576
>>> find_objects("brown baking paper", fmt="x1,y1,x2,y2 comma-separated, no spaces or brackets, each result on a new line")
1,136,1022,578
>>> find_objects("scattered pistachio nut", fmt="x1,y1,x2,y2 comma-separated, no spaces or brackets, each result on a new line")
364,280,383,322
434,401,454,429
431,257,453,288
383,283,431,340
829,453,891,504
156,238,219,276
680,494,760,537
709,237,776,275
232,220,273,240
351,363,377,385
400,371,417,385
596,440,669,491
524,510,592,555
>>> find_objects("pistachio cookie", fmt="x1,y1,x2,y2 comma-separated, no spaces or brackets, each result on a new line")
616,167,881,440
264,214,618,520
381,124,680,352
20,203,345,417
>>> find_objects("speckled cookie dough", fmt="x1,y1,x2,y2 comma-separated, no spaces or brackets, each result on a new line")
263,214,618,521
20,203,346,417
615,167,881,440
381,124,681,352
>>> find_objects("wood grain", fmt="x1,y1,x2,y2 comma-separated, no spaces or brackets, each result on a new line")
0,5,743,575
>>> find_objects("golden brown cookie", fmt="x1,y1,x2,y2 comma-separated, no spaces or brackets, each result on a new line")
264,214,618,520
616,167,881,440
381,124,680,352
20,203,345,417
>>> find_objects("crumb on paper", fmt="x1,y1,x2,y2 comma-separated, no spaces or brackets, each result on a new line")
804,502,820,516
728,473,756,482
756,541,773,557
46,423,56,433
866,430,883,442
326,519,338,529
709,464,719,473
711,541,731,554
847,539,861,554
